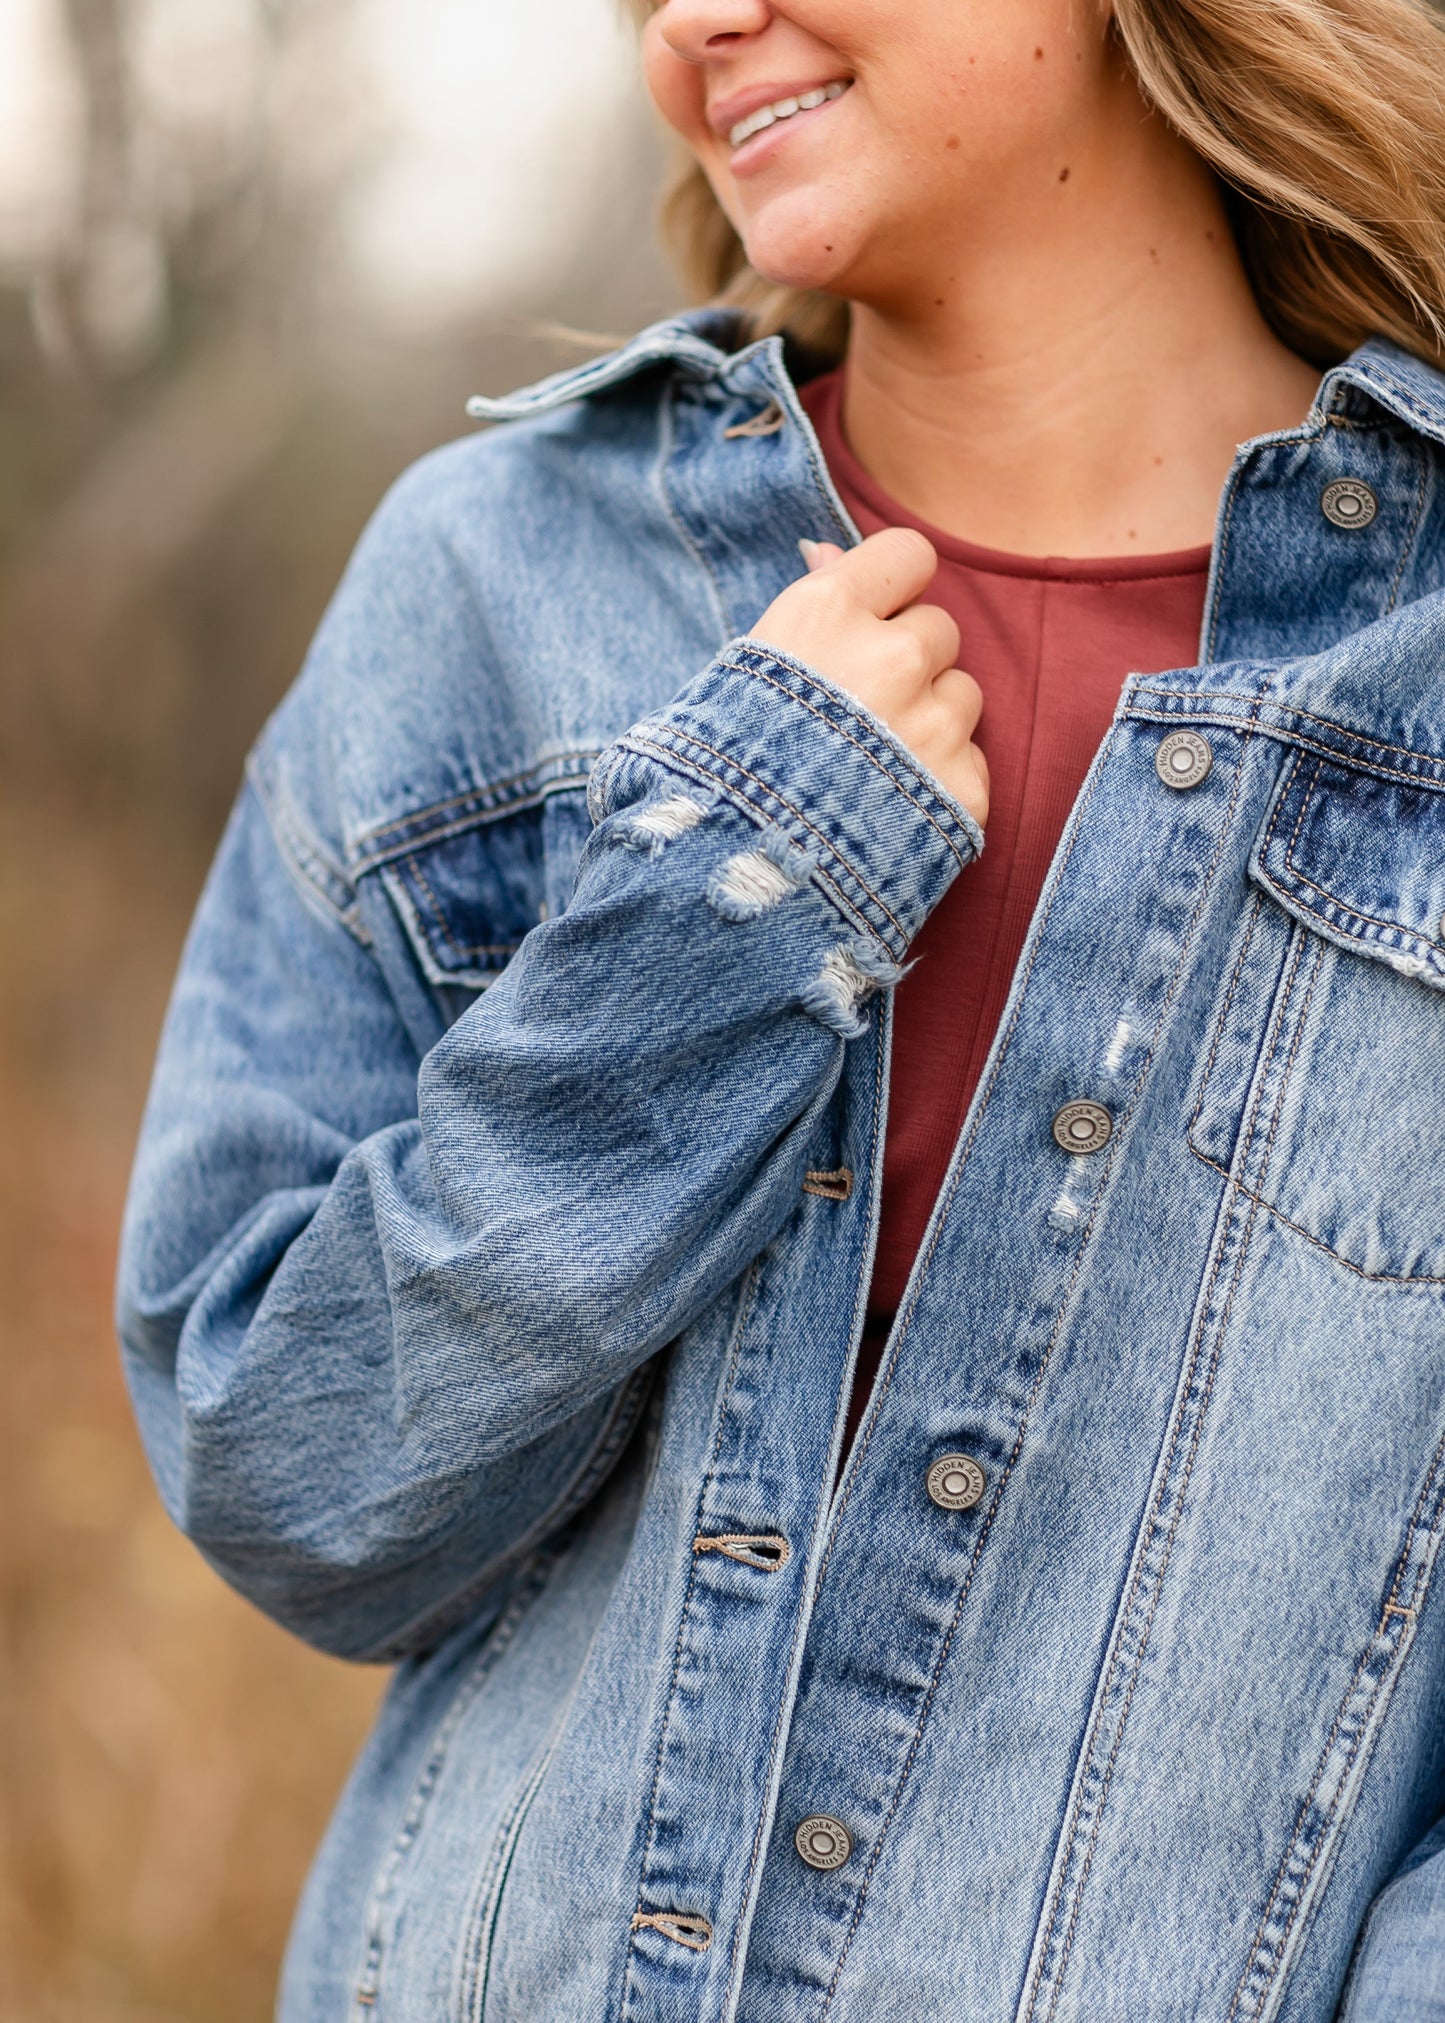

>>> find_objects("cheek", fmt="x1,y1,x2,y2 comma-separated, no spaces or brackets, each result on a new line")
641,26,707,147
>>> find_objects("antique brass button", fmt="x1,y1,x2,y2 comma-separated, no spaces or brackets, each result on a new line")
1321,478,1378,530
926,1454,986,1512
1155,729,1213,791
1053,1101,1113,1156
795,1816,853,1870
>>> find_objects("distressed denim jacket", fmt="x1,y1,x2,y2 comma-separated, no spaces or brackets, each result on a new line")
119,310,1445,2023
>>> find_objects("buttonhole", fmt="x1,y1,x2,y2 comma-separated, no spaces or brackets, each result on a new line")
803,1167,853,1201
694,1532,792,1572
723,401,784,439
632,1910,715,1953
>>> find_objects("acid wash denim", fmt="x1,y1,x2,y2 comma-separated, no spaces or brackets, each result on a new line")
118,308,1445,2022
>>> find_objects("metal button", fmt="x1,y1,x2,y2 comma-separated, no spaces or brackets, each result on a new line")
1053,1101,1113,1156
926,1453,986,1512
1155,729,1213,791
795,1816,852,1870
1321,478,1378,530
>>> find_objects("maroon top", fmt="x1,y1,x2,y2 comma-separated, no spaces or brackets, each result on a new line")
798,370,1212,1437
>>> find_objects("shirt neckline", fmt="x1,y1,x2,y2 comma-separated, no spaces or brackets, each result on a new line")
802,368,1214,586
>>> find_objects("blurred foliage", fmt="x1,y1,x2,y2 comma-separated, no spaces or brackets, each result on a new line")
0,3,674,2015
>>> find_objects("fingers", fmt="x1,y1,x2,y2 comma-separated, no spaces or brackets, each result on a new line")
891,602,962,681
810,527,938,617
932,664,984,734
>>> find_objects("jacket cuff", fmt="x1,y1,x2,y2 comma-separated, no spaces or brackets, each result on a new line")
591,639,983,961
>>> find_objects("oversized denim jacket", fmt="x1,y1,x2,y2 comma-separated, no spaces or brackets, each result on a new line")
118,310,1445,2022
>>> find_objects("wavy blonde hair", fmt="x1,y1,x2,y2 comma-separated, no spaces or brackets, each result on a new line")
626,0,1445,369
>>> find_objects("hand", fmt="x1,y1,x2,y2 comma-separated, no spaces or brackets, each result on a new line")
750,529,989,829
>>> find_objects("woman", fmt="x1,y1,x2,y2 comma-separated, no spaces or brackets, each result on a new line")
119,1,1445,2016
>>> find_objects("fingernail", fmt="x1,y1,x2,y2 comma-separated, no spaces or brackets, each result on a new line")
798,538,824,567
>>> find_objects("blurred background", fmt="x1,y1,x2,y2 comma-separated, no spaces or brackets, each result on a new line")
0,3,675,2015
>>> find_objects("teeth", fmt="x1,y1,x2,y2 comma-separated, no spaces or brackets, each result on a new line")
729,80,848,149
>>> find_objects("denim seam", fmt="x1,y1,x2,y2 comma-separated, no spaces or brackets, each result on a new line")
1029,930,1308,2020
1032,913,1309,2017
618,725,909,952
1186,890,1269,1158
1230,1647,1386,2023
621,1265,762,2020
351,761,597,873
817,745,1113,1579
724,1008,889,2018
739,660,976,868
818,729,1248,2013
1346,363,1445,444
1043,1193,1267,2023
399,855,520,966
1229,1430,1445,2019
1039,926,1316,2021
1019,751,1264,2023
457,1741,557,2023
351,1551,561,2013
1384,439,1429,614
1131,689,1445,777
1274,758,1445,967
657,379,735,641
1186,1147,1445,1287
768,349,856,548
246,757,372,947
369,1366,655,1662
1203,451,1249,662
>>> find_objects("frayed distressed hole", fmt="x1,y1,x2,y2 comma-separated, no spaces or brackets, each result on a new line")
1387,950,1431,980
694,1532,792,1572
632,1911,715,1953
801,943,900,1039
1103,1018,1133,1076
708,848,800,922
619,794,710,854
1048,1188,1082,1232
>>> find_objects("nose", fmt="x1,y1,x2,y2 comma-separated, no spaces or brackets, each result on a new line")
657,0,773,63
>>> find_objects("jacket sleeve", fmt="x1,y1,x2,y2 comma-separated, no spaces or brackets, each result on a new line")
117,631,981,1662
1338,1814,1445,2021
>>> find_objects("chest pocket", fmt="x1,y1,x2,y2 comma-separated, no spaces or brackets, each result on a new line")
1191,747,1445,1285
379,787,594,998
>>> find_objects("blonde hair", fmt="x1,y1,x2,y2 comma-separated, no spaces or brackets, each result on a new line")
627,0,1445,369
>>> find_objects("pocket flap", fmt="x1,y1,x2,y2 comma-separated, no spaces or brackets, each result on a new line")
1250,750,1445,989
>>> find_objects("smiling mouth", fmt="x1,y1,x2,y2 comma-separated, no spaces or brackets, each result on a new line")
728,81,851,150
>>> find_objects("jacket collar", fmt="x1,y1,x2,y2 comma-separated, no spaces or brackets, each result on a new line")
1323,335,1445,448
469,307,1445,454
465,308,767,423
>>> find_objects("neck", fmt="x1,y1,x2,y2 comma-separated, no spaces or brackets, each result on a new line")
840,120,1321,558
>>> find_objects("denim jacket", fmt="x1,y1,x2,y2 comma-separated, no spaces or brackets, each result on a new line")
119,310,1445,2022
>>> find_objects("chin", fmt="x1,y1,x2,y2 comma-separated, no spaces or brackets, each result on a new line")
724,179,862,295
736,207,861,298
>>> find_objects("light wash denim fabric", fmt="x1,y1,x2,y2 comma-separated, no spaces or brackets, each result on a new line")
118,309,1445,2022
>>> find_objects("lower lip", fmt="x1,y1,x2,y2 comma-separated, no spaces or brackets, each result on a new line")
727,92,850,179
